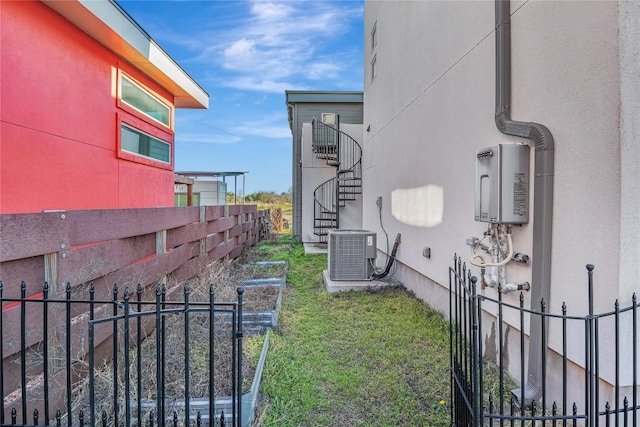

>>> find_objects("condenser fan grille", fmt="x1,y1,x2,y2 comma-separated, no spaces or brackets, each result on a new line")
328,230,376,281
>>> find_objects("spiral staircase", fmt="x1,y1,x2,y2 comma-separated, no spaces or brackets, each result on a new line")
311,118,362,243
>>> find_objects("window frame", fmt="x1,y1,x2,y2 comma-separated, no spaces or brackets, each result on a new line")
371,54,378,83
371,22,378,52
117,71,174,131
117,113,174,171
174,192,200,207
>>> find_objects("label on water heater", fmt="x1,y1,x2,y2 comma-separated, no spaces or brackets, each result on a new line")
513,173,527,216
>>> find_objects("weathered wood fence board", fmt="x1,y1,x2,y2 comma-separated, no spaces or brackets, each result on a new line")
0,257,44,299
0,205,270,377
65,207,202,246
0,212,71,262
57,234,157,287
1,206,268,292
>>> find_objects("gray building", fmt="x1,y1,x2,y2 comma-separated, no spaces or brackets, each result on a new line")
286,91,364,242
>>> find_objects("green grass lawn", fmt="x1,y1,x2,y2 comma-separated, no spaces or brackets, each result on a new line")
252,239,451,426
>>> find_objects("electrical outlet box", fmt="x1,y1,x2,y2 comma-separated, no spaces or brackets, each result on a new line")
475,144,529,224
422,247,431,258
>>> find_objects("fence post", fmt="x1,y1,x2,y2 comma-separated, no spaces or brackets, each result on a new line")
633,292,638,427
42,283,50,423
0,281,4,425
209,284,216,427
224,205,230,262
89,285,96,426
470,276,481,426
236,287,244,427
124,287,132,427
586,264,595,427
236,210,243,253
156,230,167,284
155,285,163,425
184,284,191,427
44,253,58,292
200,206,207,256
449,256,454,426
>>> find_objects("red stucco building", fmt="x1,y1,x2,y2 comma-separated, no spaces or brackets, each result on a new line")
0,0,209,214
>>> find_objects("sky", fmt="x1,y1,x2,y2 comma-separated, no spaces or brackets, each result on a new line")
118,0,364,195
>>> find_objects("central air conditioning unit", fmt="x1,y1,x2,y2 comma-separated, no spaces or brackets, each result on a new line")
328,229,377,281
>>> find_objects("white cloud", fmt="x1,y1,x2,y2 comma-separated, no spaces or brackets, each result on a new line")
220,76,307,93
176,134,241,145
232,124,291,139
251,2,295,22
223,38,256,63
306,60,343,80
230,113,293,139
192,0,362,92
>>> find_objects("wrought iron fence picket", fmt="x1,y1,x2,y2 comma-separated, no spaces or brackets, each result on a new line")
451,259,640,427
0,281,245,427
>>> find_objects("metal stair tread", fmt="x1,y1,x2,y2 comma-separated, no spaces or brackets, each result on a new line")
311,118,363,242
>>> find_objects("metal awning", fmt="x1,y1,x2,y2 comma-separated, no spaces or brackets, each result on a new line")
175,171,248,204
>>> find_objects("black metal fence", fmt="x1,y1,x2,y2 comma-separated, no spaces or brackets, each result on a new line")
1,281,245,427
450,255,639,426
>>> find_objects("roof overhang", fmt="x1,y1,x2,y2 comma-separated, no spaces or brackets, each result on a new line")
176,171,249,179
174,174,195,185
285,90,363,130
285,90,363,104
42,0,209,109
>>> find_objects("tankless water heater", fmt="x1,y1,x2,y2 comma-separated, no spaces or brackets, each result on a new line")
475,144,530,224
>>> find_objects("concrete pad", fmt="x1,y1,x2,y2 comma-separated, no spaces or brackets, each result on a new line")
304,242,328,255
323,270,390,293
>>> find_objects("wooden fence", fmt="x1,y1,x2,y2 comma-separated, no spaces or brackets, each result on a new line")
0,205,270,415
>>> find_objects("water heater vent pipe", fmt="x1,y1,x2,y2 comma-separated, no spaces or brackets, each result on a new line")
494,0,555,408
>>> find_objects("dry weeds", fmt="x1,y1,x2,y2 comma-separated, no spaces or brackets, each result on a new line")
67,254,283,426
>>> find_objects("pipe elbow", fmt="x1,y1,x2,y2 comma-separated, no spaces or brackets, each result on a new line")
528,123,554,152
495,113,509,133
495,114,530,139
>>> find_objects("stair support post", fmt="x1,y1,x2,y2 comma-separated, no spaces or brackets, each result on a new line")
335,173,340,229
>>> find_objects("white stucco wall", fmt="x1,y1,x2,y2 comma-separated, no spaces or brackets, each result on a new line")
336,123,364,231
619,1,640,300
363,0,631,391
618,0,640,396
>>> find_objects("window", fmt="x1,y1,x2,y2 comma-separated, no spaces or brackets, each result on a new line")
321,113,336,125
175,193,200,207
120,74,172,128
121,124,170,163
371,22,378,51
371,55,378,82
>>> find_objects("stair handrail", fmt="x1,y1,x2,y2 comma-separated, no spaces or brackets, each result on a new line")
311,118,363,240
311,118,362,178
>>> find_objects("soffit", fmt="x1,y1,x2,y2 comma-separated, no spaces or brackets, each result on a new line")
42,0,209,109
